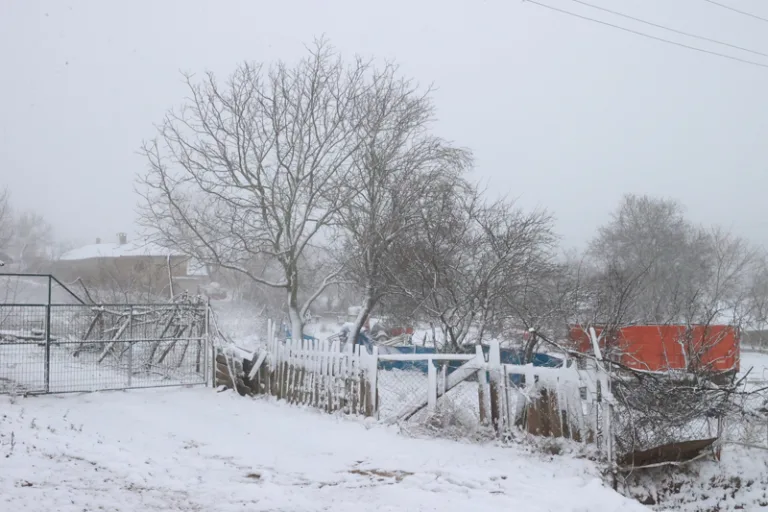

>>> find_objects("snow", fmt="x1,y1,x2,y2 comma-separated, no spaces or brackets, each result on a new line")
59,241,181,261
612,349,768,509
0,388,649,511
622,444,768,510
740,349,768,383
0,341,206,394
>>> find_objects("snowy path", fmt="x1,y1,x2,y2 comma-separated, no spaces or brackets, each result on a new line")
0,388,648,511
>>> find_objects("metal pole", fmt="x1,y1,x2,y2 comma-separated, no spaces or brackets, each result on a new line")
127,306,133,388
204,299,211,386
0,273,85,304
44,275,52,393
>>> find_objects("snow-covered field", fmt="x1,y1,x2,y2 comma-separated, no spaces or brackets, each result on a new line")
0,388,649,512
740,349,768,383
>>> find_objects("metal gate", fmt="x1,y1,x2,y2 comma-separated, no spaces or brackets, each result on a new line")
0,275,211,394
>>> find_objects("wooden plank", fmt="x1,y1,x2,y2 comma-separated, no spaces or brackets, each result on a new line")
247,350,268,381
97,318,130,363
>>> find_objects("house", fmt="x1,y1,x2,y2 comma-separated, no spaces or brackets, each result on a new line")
53,233,208,298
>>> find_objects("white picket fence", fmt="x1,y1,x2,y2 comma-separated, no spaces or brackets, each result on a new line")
500,354,613,458
233,321,379,415
218,327,613,460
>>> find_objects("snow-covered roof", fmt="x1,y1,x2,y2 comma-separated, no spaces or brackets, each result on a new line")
60,241,182,261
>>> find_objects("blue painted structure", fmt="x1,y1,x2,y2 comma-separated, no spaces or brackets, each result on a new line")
283,325,318,342
350,332,562,385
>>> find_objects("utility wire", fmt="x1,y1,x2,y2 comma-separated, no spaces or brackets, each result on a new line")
572,0,768,58
524,0,768,70
702,0,768,24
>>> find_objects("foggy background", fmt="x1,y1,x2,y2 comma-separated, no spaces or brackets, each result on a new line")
1,0,767,250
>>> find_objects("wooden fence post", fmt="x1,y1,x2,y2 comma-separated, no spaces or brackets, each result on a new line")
476,344,488,424
361,345,378,418
488,340,502,434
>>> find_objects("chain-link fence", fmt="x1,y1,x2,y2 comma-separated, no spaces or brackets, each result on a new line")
718,388,768,450
430,373,486,432
376,358,489,436
377,363,430,421
375,356,608,447
0,301,210,394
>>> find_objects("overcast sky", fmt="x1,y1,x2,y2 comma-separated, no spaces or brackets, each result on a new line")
2,0,768,250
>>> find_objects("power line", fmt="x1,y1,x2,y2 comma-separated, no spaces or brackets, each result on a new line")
572,0,768,58
702,0,768,24
524,0,768,70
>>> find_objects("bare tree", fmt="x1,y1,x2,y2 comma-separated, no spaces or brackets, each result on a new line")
588,194,711,325
385,180,476,350
9,211,53,272
671,228,758,375
503,256,583,361
138,39,395,340
743,252,768,349
388,185,557,351
567,194,768,459
0,188,12,256
339,72,472,347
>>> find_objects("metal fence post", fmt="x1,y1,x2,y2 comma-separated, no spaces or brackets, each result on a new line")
427,357,437,413
44,275,52,393
127,306,133,388
204,300,211,387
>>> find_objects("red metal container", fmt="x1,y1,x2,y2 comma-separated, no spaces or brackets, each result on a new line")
568,324,739,374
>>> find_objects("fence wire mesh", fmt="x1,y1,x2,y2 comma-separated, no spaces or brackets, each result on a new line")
376,363,429,421
431,373,486,431
0,302,210,394
719,391,768,450
374,357,485,431
0,304,47,393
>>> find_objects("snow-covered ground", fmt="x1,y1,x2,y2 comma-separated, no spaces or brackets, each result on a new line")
622,444,768,511
740,349,768,383
0,388,649,512
0,341,206,394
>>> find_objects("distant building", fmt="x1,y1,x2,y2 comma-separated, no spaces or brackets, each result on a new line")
53,233,208,299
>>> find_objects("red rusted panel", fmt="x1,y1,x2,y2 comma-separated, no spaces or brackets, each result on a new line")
568,324,739,373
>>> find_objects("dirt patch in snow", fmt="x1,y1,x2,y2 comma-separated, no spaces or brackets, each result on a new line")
348,468,414,482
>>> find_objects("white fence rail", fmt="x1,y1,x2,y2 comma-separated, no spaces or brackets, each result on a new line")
216,329,614,460
217,321,378,415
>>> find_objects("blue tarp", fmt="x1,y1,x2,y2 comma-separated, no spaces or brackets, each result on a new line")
283,326,318,342
351,332,562,385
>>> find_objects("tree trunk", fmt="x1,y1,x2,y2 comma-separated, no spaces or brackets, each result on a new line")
523,330,538,364
349,286,376,351
287,273,304,341
288,306,303,342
